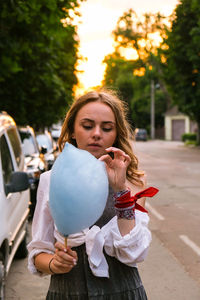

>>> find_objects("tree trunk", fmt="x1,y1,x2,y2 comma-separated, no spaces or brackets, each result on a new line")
197,122,200,145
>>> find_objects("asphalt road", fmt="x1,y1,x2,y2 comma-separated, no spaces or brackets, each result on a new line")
5,140,200,299
135,140,200,299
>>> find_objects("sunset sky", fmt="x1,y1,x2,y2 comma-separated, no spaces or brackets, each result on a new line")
75,0,179,94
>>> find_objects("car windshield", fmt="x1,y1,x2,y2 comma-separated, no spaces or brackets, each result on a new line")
138,130,146,134
19,132,38,156
37,134,53,151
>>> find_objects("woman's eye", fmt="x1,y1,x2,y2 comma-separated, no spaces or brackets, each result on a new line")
102,128,112,132
83,125,92,130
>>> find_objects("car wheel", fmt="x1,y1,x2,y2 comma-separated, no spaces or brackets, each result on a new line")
0,260,5,300
15,230,28,259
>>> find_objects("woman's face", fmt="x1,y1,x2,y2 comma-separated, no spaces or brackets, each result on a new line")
72,101,117,158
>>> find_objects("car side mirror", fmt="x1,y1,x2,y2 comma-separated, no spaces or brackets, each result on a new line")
5,171,30,194
40,146,47,154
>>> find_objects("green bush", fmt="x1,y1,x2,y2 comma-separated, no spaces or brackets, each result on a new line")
182,133,197,142
185,140,197,146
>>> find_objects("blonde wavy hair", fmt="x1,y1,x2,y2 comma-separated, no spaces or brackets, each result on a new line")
58,89,144,186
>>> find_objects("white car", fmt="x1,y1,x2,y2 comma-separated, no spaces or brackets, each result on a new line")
0,112,30,299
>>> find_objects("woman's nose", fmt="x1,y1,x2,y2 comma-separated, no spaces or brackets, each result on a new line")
92,126,101,139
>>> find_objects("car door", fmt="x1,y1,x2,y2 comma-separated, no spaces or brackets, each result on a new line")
0,134,15,245
0,133,19,245
2,129,29,244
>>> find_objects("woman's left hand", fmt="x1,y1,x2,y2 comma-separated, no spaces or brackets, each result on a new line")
99,147,131,192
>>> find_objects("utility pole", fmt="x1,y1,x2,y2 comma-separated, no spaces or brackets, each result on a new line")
151,79,155,139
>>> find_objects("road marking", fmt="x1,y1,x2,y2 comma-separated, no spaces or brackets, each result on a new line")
146,202,165,221
179,235,200,257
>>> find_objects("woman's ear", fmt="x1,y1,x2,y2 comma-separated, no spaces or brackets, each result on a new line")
71,133,76,139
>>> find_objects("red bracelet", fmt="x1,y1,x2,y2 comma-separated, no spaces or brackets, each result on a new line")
114,187,159,214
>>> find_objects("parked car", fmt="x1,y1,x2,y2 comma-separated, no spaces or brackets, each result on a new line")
36,131,58,170
51,125,61,143
135,128,148,141
18,126,47,218
0,112,30,299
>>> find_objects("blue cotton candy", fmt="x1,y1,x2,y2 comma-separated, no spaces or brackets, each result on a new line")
49,143,109,236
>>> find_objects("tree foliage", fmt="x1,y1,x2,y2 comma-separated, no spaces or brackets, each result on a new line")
103,52,167,132
103,10,168,133
0,0,83,129
113,9,167,61
163,0,200,142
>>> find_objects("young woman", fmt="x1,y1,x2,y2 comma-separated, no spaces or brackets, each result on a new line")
28,89,156,299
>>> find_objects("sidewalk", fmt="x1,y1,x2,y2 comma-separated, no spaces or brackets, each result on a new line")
138,232,200,300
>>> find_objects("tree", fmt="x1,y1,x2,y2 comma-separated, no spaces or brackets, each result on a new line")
103,10,168,134
113,9,165,60
112,9,172,107
164,0,200,143
103,52,167,132
103,52,141,128
0,0,83,129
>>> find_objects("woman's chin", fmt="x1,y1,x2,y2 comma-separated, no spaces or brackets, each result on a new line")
88,149,103,159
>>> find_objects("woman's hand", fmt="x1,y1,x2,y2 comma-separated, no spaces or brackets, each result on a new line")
99,147,131,192
50,242,78,274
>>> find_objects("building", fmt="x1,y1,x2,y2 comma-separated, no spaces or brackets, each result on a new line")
164,106,197,141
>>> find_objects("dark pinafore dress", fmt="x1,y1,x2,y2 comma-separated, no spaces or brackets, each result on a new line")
46,188,148,300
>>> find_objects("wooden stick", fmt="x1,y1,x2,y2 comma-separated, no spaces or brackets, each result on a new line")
64,237,68,249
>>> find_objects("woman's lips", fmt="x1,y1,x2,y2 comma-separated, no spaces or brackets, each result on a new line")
87,144,102,150
88,143,101,147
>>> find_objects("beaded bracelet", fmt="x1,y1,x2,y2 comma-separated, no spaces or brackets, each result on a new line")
113,189,135,220
116,208,135,220
113,189,130,200
49,257,56,274
113,186,159,219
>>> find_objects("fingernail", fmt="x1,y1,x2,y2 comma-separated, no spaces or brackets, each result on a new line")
73,259,77,265
64,248,67,253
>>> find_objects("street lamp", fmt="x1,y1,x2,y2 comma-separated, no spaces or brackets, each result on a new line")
150,80,160,139
151,80,155,139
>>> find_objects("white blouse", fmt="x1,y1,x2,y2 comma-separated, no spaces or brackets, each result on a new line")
27,170,152,278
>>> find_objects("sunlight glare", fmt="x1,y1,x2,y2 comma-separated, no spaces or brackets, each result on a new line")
119,47,139,60
76,37,115,94
75,0,179,94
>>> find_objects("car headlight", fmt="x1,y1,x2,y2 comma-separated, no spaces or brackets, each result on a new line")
39,161,45,171
47,154,55,162
29,171,40,179
27,168,41,179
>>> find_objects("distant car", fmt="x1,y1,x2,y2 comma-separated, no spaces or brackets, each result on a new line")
0,112,30,299
135,128,148,141
36,131,58,170
18,126,47,217
51,125,61,143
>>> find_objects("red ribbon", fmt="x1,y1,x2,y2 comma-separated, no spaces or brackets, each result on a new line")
115,187,159,213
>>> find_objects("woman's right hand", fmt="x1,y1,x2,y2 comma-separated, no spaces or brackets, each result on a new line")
99,147,131,192
50,242,78,274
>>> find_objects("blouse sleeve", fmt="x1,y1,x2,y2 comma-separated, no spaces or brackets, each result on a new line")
103,210,152,266
27,171,55,276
